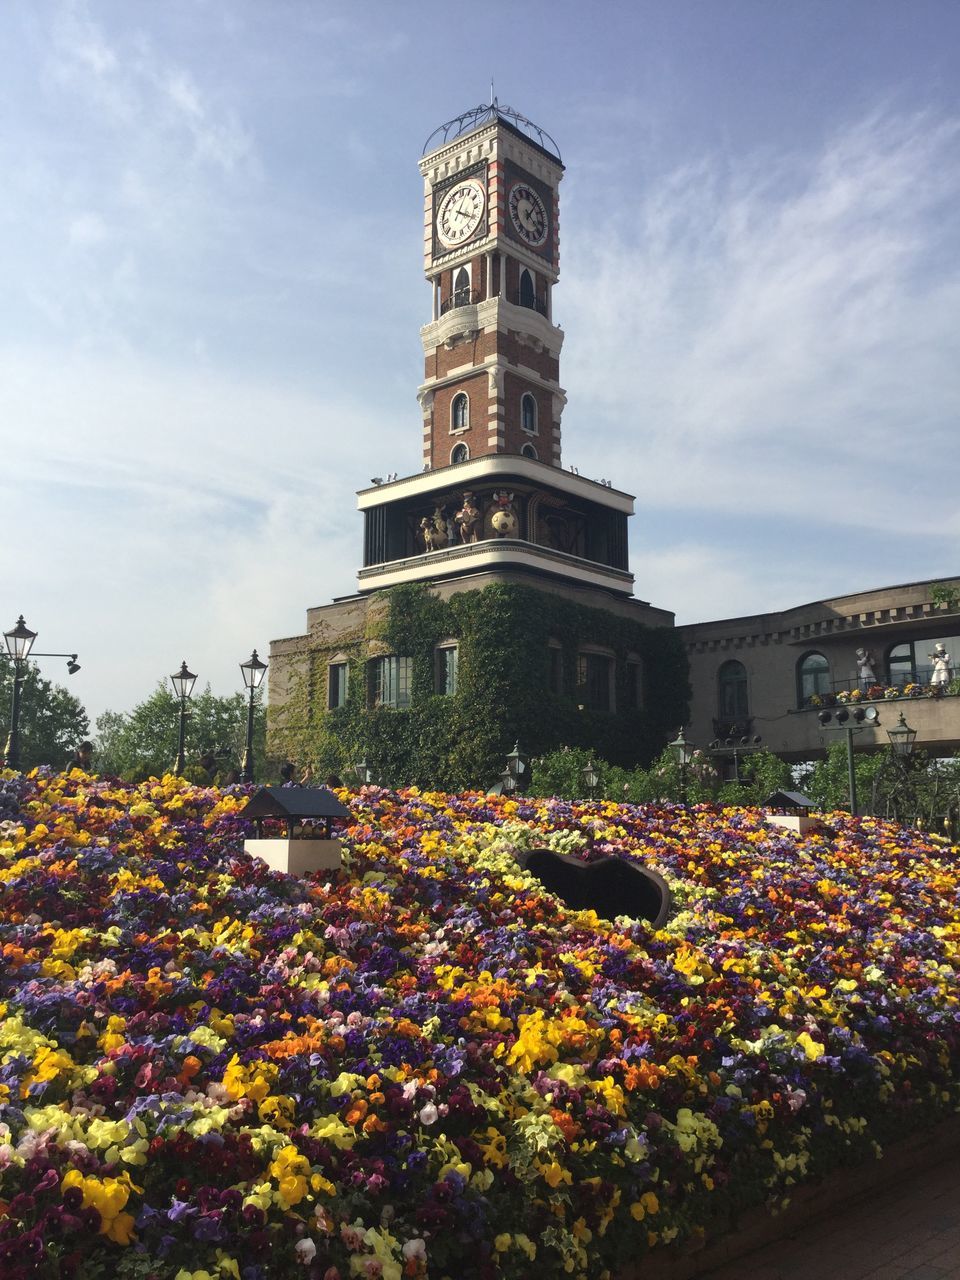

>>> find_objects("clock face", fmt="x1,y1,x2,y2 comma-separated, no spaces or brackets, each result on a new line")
435,178,486,249
508,181,549,248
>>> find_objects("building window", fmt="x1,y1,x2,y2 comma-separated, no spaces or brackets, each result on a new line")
519,268,535,309
328,661,349,710
369,656,412,709
625,657,643,710
717,659,748,720
435,643,458,695
452,266,470,307
887,634,959,686
450,442,469,464
521,442,538,460
547,641,563,694
521,393,537,434
451,393,469,432
797,651,830,705
577,651,614,713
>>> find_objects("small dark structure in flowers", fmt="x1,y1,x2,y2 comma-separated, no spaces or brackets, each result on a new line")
516,848,671,926
242,786,351,839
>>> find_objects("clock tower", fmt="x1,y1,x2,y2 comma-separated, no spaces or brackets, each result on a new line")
418,102,565,470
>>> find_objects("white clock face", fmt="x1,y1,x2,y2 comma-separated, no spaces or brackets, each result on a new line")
435,178,486,249
508,182,549,248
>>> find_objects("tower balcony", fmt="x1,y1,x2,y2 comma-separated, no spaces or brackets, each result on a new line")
421,294,562,356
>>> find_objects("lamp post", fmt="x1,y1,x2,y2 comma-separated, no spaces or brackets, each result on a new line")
816,706,879,815
355,756,374,786
503,741,529,796
668,727,695,802
707,735,762,785
170,661,197,776
581,759,599,799
3,616,81,771
239,650,268,784
886,712,918,823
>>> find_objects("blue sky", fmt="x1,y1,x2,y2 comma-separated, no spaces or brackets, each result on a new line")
2,0,959,723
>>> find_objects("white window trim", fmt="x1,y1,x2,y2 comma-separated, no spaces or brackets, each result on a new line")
521,392,539,436
521,442,538,460
450,391,470,435
327,656,350,710
434,640,459,696
450,441,470,464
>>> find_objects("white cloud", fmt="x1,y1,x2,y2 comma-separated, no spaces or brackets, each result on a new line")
561,109,960,537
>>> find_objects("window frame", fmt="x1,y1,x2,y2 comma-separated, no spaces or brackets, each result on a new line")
521,392,538,435
434,641,459,696
796,651,830,706
717,659,749,720
450,441,469,464
327,659,350,710
451,392,469,433
576,647,615,713
368,655,413,709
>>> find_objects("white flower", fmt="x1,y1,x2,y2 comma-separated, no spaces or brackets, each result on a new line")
295,1238,317,1264
402,1239,427,1261
419,1102,438,1125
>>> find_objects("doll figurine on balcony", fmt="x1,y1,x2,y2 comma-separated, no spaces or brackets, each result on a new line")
856,648,876,689
930,643,951,686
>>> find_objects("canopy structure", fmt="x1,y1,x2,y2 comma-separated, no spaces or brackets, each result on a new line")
241,786,351,839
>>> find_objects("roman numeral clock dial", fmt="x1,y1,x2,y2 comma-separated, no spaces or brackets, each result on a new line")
508,181,548,248
435,177,486,249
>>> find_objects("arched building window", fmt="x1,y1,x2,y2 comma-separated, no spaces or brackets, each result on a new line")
450,442,469,464
717,660,748,720
797,651,831,706
521,393,537,434
452,266,470,307
519,268,535,309
451,393,468,431
521,442,538,460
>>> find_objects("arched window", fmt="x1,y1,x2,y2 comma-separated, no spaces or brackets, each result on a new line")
450,442,469,464
519,268,535,309
797,651,830,706
451,393,468,431
521,393,537,434
520,442,538,460
453,266,470,307
717,660,748,720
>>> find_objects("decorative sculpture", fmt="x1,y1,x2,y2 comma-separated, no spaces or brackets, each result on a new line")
419,508,449,553
856,647,876,688
455,492,481,544
488,490,519,539
930,642,951,686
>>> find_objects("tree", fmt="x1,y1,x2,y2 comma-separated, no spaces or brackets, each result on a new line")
94,683,266,781
0,655,90,771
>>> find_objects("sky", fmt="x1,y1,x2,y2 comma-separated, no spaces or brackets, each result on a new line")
2,0,959,725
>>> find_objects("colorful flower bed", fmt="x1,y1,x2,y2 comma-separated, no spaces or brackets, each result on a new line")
1,770,959,1280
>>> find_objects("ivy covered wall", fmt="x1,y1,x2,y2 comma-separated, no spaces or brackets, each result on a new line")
269,582,689,790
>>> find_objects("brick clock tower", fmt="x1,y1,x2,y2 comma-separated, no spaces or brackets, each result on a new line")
356,101,644,601
418,102,564,471
268,103,678,779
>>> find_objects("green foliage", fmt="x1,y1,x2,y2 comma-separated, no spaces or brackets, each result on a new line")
0,654,89,771
797,742,888,813
930,581,960,610
95,684,266,782
272,582,690,790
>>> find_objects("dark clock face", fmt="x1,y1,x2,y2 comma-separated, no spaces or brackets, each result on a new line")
435,178,486,249
508,182,549,248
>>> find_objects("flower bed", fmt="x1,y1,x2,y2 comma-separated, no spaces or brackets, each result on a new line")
1,771,959,1280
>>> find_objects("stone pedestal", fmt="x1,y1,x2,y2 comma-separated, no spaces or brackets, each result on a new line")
764,814,820,836
243,838,342,875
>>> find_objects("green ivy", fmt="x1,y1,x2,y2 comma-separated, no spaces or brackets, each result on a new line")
269,581,690,790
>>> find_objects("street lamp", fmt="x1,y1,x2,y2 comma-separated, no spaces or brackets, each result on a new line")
239,649,268,784
707,735,763,785
170,661,197,776
581,759,599,798
668,727,695,802
887,712,918,762
355,756,374,785
503,742,530,796
817,705,879,815
3,616,80,771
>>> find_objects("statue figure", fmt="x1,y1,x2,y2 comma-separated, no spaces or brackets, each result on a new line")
430,507,448,549
488,490,519,539
455,492,481,544
930,642,951,686
419,516,438,552
855,647,876,688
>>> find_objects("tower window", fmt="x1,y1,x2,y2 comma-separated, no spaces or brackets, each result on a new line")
452,266,471,307
519,268,535,309
451,393,469,432
521,393,537,434
451,442,469,464
577,650,614,713
521,443,538,460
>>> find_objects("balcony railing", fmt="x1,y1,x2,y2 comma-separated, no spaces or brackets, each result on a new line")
440,289,482,315
506,290,548,316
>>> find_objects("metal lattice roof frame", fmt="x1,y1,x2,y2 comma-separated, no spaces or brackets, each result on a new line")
423,99,561,161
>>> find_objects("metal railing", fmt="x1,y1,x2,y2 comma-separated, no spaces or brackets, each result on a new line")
440,289,482,315
506,290,548,316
